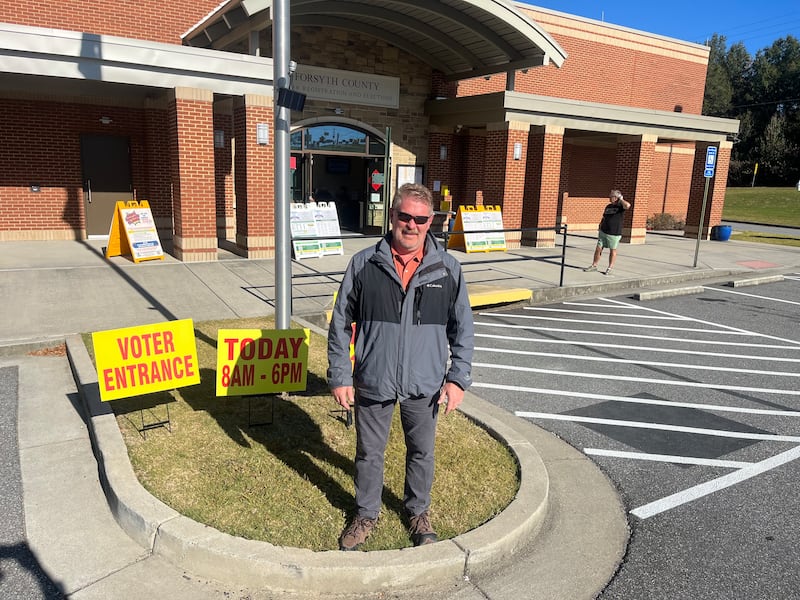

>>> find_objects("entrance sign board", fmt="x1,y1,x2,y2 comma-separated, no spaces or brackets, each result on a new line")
293,65,400,109
448,206,507,253
290,202,344,259
92,319,200,401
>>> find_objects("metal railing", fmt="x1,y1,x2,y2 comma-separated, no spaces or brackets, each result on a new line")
291,223,569,287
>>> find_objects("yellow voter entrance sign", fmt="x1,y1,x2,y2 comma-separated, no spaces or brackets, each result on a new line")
92,319,200,402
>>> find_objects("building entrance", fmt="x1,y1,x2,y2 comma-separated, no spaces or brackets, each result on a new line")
290,123,387,232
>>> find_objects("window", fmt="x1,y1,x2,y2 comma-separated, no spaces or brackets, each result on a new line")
292,124,384,156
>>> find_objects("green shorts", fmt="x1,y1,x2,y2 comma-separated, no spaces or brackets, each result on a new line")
597,231,622,250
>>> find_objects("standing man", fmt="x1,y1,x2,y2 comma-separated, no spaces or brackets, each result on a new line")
327,183,474,551
583,189,631,275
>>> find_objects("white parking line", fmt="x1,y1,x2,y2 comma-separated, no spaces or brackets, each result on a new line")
475,362,800,395
474,346,800,378
473,320,800,350
489,312,745,335
472,381,800,416
583,448,752,469
703,286,800,306
602,296,800,346
564,300,650,309
474,332,800,363
513,411,800,442
630,445,800,519
524,307,689,320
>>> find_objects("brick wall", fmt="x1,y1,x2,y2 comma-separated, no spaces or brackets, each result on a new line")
560,144,615,228
0,0,221,44
233,96,275,257
456,7,709,114
651,144,695,219
0,97,160,238
169,91,217,260
686,142,731,238
213,108,235,240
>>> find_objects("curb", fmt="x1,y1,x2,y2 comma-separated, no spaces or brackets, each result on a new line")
64,334,556,595
528,268,740,304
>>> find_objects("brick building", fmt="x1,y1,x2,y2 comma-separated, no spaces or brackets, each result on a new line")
0,0,739,260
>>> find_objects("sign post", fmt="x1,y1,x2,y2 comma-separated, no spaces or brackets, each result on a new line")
693,146,717,268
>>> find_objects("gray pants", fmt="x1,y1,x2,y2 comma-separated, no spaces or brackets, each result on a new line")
353,393,440,520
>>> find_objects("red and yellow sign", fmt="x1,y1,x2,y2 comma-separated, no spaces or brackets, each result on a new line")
92,319,200,401
105,200,165,263
216,329,310,396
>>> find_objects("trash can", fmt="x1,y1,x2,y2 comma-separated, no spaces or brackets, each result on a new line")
711,225,732,241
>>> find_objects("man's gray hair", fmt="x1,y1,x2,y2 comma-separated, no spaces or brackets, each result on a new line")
392,183,433,211
611,189,623,200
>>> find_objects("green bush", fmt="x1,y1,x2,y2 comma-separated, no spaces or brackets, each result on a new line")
646,213,685,230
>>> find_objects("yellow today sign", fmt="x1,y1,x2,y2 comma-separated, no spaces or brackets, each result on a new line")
92,319,200,401
216,329,309,396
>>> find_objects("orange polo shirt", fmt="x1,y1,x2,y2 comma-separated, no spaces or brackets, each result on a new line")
392,246,425,290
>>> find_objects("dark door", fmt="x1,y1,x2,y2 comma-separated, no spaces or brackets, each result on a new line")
80,135,133,236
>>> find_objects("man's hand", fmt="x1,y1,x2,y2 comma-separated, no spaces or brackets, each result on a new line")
332,385,355,410
438,381,465,415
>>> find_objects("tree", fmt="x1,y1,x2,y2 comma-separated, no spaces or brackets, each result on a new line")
758,113,797,184
703,34,733,115
704,34,800,186
750,36,800,184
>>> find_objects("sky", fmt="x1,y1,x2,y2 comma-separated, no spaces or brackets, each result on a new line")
522,0,800,54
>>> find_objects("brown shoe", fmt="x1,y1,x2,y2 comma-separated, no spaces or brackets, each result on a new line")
408,510,438,546
339,516,376,551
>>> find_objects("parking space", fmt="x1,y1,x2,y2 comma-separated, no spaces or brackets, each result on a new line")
471,275,800,597
473,276,800,518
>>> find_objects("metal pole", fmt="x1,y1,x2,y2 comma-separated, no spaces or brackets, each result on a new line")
559,224,568,287
692,177,711,268
381,126,392,235
273,0,291,329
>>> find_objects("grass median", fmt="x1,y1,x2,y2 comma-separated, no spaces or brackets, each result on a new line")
87,317,519,552
723,187,800,228
722,187,800,248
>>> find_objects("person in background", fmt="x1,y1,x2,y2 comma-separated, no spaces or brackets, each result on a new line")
327,183,474,551
583,189,631,276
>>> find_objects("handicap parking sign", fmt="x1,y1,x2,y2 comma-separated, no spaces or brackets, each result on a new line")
704,147,717,178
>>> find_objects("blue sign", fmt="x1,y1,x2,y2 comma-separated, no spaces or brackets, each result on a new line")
704,146,717,178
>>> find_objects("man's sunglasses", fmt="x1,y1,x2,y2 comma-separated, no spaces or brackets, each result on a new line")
394,210,431,225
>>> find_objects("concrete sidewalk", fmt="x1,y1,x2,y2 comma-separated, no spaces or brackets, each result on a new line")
3,229,798,347
2,229,799,599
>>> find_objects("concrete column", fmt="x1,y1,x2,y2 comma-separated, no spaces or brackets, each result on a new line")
614,134,656,244
169,87,217,262
521,124,564,248
233,94,275,258
685,140,732,240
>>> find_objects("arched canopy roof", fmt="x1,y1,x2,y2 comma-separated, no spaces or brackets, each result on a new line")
182,0,566,81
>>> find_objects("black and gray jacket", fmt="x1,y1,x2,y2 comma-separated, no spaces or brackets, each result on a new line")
327,232,474,400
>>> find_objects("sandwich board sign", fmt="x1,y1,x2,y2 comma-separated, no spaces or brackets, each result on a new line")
447,205,507,253
105,200,165,263
289,201,344,259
